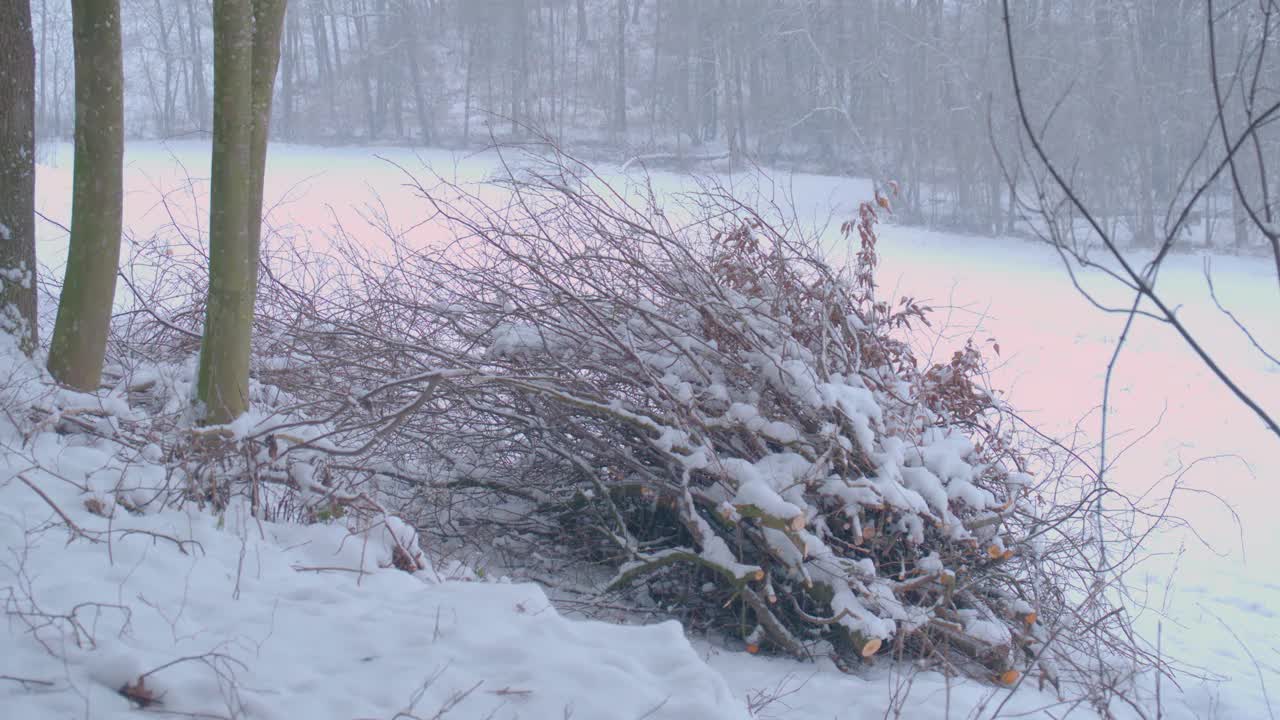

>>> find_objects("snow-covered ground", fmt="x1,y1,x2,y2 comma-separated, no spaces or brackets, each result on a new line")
0,358,746,719
10,141,1277,719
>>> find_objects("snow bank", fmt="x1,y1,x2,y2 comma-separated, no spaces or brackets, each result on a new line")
0,356,746,720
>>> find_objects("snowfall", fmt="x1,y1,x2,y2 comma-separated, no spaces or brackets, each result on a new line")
2,142,1276,719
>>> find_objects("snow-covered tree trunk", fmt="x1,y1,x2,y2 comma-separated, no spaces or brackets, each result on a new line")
0,0,39,355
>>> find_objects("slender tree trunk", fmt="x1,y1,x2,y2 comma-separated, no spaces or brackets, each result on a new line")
187,0,209,129
463,25,474,144
0,0,38,355
280,3,297,139
326,0,343,75
403,0,431,143
175,1,193,129
48,0,125,390
154,0,176,136
648,0,660,144
310,1,335,135
248,0,287,257
615,0,627,134
373,0,389,135
197,0,287,424
512,0,528,136
38,0,47,136
352,0,376,137
676,0,691,147
1233,180,1252,249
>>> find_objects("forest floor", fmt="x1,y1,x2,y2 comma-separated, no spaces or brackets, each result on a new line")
6,141,1276,719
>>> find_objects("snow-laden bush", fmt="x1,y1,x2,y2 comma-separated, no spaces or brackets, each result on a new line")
117,147,1144,689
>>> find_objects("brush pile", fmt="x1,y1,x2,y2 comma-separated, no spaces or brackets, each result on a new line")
121,148,1121,686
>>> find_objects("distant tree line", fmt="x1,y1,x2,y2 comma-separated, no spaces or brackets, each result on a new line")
28,0,1278,244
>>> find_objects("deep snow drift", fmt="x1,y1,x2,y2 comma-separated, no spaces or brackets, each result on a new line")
7,141,1276,719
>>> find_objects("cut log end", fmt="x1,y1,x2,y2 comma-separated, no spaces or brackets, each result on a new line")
998,669,1021,686
860,637,883,657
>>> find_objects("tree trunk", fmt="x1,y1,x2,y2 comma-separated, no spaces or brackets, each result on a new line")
463,23,474,144
402,0,431,144
48,0,125,390
352,0,376,137
38,0,47,136
280,3,297,139
187,0,209,129
512,0,528,136
0,0,39,355
247,0,287,262
615,0,627,134
1233,179,1252,250
197,0,287,424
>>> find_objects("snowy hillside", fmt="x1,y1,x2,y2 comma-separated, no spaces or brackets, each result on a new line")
7,142,1276,720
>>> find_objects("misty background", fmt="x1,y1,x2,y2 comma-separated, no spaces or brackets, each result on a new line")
27,0,1278,248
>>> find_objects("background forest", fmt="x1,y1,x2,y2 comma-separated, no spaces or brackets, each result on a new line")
28,0,1280,243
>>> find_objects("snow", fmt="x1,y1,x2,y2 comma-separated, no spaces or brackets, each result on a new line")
17,140,1279,719
0,361,747,719
957,609,1014,648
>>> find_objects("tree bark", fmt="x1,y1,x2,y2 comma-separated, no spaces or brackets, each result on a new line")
48,0,125,390
197,0,287,424
0,0,39,355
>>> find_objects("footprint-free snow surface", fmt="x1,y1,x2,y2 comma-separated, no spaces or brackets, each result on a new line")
6,141,1276,719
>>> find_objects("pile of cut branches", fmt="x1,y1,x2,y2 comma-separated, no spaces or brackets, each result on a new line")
119,147,1140,687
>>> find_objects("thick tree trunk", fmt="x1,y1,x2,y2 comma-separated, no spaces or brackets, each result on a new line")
0,0,39,355
197,0,287,424
48,0,125,390
198,0,255,424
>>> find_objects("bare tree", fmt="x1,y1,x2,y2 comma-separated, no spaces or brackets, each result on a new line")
196,0,288,424
0,0,39,355
999,0,1280,448
48,0,125,390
